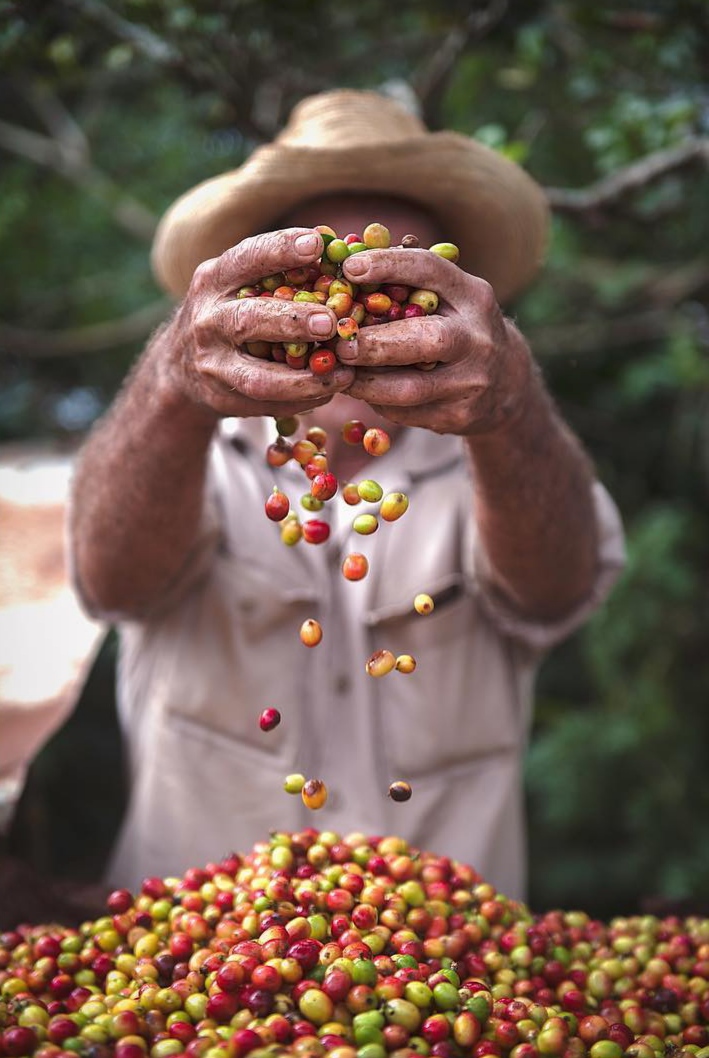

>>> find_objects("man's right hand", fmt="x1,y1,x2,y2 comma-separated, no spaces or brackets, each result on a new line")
163,228,354,420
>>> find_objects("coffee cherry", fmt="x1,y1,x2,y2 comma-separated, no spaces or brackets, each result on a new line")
357,479,383,503
327,292,354,318
388,781,413,802
383,283,411,303
342,420,366,445
300,618,323,647
302,519,330,544
363,222,391,248
429,242,460,262
265,487,290,522
280,516,302,546
362,427,391,457
414,593,434,615
300,493,324,512
301,779,328,809
337,317,359,341
395,654,417,674
309,348,337,376
310,472,338,502
305,425,328,449
245,340,271,358
326,239,350,263
362,292,392,316
292,439,319,466
342,553,369,581
266,437,293,467
284,341,310,359
304,452,329,478
283,773,306,794
341,483,361,505
408,289,439,314
314,223,336,246
380,492,409,522
259,708,281,732
353,513,378,535
365,649,396,677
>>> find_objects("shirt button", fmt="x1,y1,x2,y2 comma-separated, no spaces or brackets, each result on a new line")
334,674,351,695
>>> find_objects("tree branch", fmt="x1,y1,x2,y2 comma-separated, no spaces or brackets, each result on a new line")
546,137,709,214
0,101,157,243
527,261,709,358
413,0,509,115
63,0,177,63
528,309,675,358
0,300,172,358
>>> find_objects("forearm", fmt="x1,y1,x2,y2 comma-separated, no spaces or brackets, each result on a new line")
69,322,219,619
466,327,598,621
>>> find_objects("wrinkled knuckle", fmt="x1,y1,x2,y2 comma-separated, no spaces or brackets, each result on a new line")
475,277,499,315
191,258,217,294
430,315,450,353
191,306,215,350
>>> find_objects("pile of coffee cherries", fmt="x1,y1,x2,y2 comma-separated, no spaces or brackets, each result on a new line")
2,829,708,1058
239,222,460,377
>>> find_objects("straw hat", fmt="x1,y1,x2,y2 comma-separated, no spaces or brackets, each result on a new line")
152,89,549,304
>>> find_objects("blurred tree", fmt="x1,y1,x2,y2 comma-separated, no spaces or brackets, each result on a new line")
1,0,708,916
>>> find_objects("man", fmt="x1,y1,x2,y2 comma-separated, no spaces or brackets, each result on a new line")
69,89,625,900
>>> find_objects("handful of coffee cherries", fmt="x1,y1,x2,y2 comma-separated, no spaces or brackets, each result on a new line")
238,222,460,376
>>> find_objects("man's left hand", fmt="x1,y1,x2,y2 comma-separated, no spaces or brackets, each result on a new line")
339,248,534,436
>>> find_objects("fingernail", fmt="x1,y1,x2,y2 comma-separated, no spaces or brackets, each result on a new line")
345,255,367,276
337,339,358,361
309,312,334,336
295,233,320,255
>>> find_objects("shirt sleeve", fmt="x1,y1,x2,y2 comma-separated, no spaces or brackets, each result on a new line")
135,447,225,619
470,481,626,653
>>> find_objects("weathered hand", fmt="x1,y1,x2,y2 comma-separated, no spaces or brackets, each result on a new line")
164,228,354,419
339,248,534,435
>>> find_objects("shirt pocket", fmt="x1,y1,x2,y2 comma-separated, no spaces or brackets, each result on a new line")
153,549,319,761
364,575,521,778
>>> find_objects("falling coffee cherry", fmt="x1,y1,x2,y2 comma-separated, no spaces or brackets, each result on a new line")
365,649,397,678
362,427,391,457
259,708,281,732
301,778,328,810
342,420,366,446
342,553,369,582
265,487,290,522
310,472,338,502
300,619,323,648
414,593,435,615
380,491,409,522
389,780,413,802
395,654,417,674
283,773,305,794
302,519,330,545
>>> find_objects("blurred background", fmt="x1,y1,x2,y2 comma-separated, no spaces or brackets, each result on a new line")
1,0,708,922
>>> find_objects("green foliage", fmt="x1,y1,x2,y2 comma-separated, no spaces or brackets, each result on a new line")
1,0,708,915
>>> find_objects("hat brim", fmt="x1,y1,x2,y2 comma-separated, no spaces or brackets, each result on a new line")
151,132,549,304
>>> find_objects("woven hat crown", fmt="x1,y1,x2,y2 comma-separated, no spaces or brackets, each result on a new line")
276,90,427,148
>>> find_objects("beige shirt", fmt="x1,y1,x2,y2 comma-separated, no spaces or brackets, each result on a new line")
109,418,625,899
